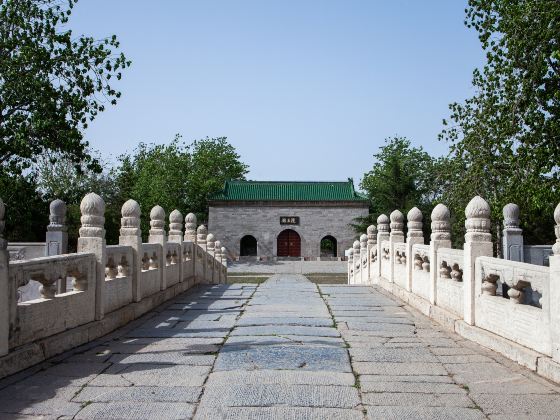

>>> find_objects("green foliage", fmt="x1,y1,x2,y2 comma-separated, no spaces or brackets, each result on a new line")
0,0,130,176
116,136,248,240
439,0,560,246
0,171,47,241
356,136,444,235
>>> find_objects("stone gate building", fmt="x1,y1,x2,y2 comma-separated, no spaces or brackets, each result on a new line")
208,180,369,259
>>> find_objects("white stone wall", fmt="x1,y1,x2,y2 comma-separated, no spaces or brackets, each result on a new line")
209,204,368,258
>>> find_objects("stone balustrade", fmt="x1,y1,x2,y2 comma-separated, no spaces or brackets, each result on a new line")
0,193,228,379
348,197,560,383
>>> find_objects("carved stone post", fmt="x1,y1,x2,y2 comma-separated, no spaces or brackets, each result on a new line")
196,225,207,283
463,196,493,325
347,248,354,284
77,193,106,320
168,210,183,243
389,210,405,284
149,206,167,290
184,213,197,243
550,203,560,362
46,199,68,257
367,225,377,283
376,214,390,279
184,213,197,281
221,246,228,284
215,240,222,284
360,234,368,284
429,204,452,304
168,209,183,285
206,234,216,283
406,207,424,292
0,199,8,356
352,240,360,285
119,199,143,302
502,203,524,262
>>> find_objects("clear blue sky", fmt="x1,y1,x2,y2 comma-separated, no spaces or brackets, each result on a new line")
69,0,484,189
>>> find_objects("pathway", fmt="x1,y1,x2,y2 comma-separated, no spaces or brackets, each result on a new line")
1,275,560,419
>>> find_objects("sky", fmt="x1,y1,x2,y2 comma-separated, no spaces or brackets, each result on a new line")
69,0,484,189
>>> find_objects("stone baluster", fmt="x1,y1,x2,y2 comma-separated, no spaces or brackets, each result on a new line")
463,196,493,325
207,233,216,255
221,246,228,283
119,199,143,302
0,198,8,356
502,203,524,262
375,214,390,280
367,225,377,283
168,210,183,243
214,240,222,260
168,209,183,283
45,199,69,294
46,199,68,257
184,213,197,243
352,240,360,285
406,207,424,292
77,193,106,320
550,202,560,363
148,206,167,290
347,248,354,284
360,234,368,285
429,204,452,304
389,210,405,284
197,225,207,250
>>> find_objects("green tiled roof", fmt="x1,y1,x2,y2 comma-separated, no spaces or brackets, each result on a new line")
210,180,368,202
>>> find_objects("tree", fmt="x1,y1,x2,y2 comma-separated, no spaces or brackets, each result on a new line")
116,136,248,239
0,0,130,175
439,0,560,245
355,137,444,234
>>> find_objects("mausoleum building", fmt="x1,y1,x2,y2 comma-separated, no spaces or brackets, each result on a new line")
208,180,369,259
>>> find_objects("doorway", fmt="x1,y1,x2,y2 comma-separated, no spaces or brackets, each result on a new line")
240,235,257,256
277,229,301,257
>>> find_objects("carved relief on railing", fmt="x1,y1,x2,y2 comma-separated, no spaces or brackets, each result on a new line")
106,246,132,280
10,253,95,300
371,247,377,263
381,241,390,260
437,248,464,282
412,245,430,272
182,242,193,262
477,256,548,307
394,243,406,265
141,244,160,271
166,243,180,266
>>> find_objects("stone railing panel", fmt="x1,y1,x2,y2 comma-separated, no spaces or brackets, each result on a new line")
182,241,195,285
104,245,134,314
436,248,464,317
380,240,390,281
393,242,407,289
140,243,163,299
411,244,430,300
475,256,550,355
8,253,97,349
165,242,181,287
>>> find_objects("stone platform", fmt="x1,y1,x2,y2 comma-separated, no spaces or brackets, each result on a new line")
1,275,559,419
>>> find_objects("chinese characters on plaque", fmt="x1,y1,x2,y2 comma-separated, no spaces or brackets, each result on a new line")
280,216,300,225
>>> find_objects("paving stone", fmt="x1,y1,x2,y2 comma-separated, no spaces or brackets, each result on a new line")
75,402,195,419
354,362,448,376
214,345,351,372
72,386,202,403
362,392,474,408
349,348,438,363
206,370,355,386
359,374,454,383
436,354,495,364
198,384,360,408
88,364,211,387
109,352,215,366
470,393,560,415
360,381,466,394
230,325,340,337
236,317,333,327
365,406,485,420
194,406,365,419
0,399,82,417
224,335,344,347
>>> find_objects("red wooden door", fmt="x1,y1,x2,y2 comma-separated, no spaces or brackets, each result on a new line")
277,229,301,257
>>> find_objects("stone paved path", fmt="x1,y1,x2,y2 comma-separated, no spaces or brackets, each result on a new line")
1,275,560,419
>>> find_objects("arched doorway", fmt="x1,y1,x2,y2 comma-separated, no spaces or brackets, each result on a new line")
240,235,257,256
277,229,301,257
320,235,337,257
